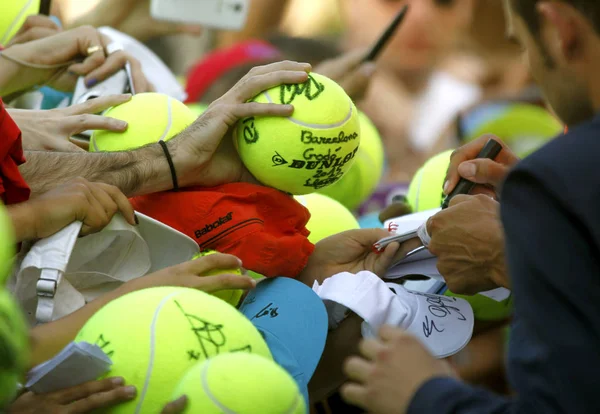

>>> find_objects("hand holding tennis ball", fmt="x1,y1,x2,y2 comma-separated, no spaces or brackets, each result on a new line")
172,61,312,189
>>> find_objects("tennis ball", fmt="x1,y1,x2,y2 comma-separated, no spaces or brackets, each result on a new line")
295,194,359,243
318,111,384,210
90,93,198,152
0,290,29,409
463,103,563,157
407,150,453,212
235,73,361,195
75,287,271,414
186,103,208,117
172,353,306,414
0,203,15,287
0,0,40,46
192,250,243,307
445,291,513,321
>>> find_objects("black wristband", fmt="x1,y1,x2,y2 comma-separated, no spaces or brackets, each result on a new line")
158,140,179,191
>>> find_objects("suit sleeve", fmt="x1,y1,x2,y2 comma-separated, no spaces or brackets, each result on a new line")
409,167,600,414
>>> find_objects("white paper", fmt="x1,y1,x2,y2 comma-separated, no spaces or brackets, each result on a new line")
26,342,112,394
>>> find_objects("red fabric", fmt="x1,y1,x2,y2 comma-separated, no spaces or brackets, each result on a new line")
185,40,281,103
131,183,314,278
0,100,30,205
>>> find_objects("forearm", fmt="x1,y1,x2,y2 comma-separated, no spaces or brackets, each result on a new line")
0,48,49,97
6,203,37,242
28,282,133,367
21,143,173,197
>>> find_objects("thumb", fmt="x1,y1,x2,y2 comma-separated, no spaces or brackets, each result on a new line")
457,159,509,189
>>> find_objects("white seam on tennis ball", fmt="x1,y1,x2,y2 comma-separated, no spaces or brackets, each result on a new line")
158,97,174,142
284,392,302,414
135,290,182,414
0,0,34,45
414,169,424,212
91,136,99,152
201,359,238,414
263,91,354,129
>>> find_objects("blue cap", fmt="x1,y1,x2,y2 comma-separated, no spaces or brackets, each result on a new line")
240,277,328,407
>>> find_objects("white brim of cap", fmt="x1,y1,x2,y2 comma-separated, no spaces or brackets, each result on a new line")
362,282,474,359
136,212,199,273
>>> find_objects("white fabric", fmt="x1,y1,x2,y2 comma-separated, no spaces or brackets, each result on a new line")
409,71,482,151
13,213,198,325
98,27,187,102
313,271,474,358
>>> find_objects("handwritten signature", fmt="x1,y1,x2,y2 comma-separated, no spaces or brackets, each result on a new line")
279,74,325,105
252,302,279,320
422,316,444,338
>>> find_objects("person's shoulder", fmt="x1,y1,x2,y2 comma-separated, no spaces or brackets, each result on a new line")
514,115,600,180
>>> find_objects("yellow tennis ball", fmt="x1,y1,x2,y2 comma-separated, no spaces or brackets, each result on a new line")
0,290,29,409
0,203,16,287
406,150,453,212
295,193,359,243
235,73,361,195
75,287,272,414
90,93,198,152
445,290,513,321
318,111,384,210
0,0,40,46
192,250,243,307
172,353,306,414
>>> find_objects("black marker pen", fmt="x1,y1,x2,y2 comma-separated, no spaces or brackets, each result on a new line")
441,138,503,209
363,5,409,62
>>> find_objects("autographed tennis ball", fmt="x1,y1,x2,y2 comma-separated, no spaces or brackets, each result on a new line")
75,287,271,414
295,194,359,243
235,73,361,195
192,250,244,307
0,203,15,287
445,291,513,321
0,290,29,408
172,353,306,414
91,93,197,152
407,150,453,212
318,111,384,210
0,0,40,46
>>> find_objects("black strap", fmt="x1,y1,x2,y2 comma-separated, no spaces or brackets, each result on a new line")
158,140,179,191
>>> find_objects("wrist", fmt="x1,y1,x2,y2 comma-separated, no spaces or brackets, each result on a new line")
6,202,38,242
0,45,48,96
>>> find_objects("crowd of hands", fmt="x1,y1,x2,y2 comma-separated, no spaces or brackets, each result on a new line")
2,7,519,414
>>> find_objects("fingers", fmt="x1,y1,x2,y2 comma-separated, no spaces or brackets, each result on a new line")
344,356,373,382
18,15,61,34
52,377,125,404
457,159,510,189
79,182,113,235
188,253,244,275
66,385,137,414
242,61,311,78
161,395,188,414
229,70,310,104
94,183,136,226
339,383,369,408
378,324,406,342
9,27,59,46
189,273,257,292
229,102,294,119
337,62,376,101
447,194,472,208
373,241,400,276
70,137,90,151
62,114,128,137
83,52,146,89
67,94,132,116
444,135,513,195
48,137,86,152
315,49,367,80
66,26,108,78
127,55,153,93
359,338,386,360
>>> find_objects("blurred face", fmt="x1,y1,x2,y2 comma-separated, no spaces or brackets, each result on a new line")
342,0,473,73
504,0,594,126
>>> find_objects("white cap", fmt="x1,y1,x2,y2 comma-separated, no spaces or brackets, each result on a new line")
13,213,199,325
313,271,474,359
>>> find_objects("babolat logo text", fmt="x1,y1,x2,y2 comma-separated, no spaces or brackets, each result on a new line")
195,212,233,238
301,130,359,145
